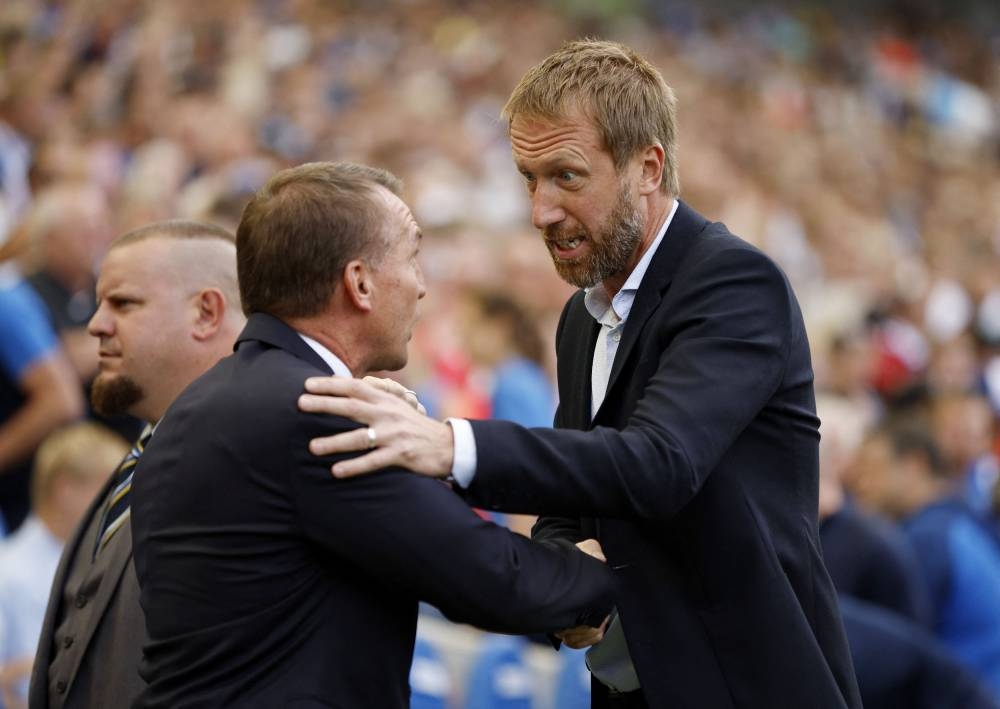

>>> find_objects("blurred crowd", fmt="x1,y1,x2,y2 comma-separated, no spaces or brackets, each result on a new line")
0,0,999,705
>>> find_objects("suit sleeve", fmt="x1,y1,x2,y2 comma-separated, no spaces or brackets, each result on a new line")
288,414,615,635
464,246,795,521
530,401,585,548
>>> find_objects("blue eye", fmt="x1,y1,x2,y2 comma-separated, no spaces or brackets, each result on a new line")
559,171,577,182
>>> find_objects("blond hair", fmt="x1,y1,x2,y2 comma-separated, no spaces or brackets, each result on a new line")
32,422,130,504
502,39,679,196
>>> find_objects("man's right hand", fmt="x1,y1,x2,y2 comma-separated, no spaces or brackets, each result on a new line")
555,539,610,648
298,376,454,479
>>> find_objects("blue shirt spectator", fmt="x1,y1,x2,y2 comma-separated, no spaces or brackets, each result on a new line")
840,594,1000,709
0,267,64,532
490,357,555,428
821,499,933,626
904,498,1000,696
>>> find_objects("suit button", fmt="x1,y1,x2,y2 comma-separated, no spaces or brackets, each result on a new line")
56,680,67,694
74,593,87,608
63,636,74,648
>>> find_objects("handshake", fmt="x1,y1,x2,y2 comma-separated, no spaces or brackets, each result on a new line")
558,539,611,649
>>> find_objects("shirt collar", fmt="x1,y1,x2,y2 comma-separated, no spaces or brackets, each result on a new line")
298,333,353,378
584,198,678,325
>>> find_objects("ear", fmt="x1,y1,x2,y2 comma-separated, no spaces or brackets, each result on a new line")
343,259,374,313
637,143,665,197
191,288,227,341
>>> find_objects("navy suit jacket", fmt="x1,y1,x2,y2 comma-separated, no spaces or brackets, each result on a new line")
464,202,862,708
130,313,614,708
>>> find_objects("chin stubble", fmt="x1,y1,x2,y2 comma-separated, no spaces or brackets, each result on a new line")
548,185,644,289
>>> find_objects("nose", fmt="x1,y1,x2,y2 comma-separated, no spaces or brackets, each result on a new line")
530,182,565,230
416,264,427,301
88,301,112,338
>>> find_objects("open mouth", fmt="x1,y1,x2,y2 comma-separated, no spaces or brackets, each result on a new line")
548,235,587,260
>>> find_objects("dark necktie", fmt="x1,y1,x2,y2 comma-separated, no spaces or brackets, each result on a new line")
94,424,153,558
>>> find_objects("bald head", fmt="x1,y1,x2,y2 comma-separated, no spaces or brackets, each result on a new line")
110,221,243,332
90,221,245,422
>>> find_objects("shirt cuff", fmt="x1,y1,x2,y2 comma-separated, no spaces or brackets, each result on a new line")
446,418,477,488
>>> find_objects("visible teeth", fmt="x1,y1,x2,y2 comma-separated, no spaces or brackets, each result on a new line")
556,238,582,250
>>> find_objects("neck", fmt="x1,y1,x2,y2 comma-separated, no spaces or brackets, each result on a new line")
288,316,363,376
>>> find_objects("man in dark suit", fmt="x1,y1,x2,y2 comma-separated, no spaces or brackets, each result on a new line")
298,40,861,708
29,221,245,709
129,162,615,708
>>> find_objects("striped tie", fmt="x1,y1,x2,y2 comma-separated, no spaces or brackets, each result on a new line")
94,424,153,558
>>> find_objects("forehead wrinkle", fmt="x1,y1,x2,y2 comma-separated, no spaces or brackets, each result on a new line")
510,123,604,167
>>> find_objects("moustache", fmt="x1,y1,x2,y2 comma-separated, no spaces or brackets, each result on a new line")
543,226,587,243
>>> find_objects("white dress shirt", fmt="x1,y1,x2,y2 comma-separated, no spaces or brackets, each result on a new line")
299,333,353,378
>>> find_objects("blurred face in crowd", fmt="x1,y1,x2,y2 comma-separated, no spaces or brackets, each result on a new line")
50,187,114,276
51,442,127,531
365,188,426,373
845,433,937,519
510,108,644,291
933,394,994,475
89,237,205,422
844,434,893,514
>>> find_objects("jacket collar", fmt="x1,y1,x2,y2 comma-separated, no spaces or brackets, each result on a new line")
235,312,333,375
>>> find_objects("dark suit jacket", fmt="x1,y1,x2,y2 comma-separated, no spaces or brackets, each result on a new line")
29,474,147,709
463,202,862,708
130,313,614,709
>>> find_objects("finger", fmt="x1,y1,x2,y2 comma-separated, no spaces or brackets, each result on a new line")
365,376,424,413
575,538,606,562
560,632,600,650
304,376,384,402
555,627,590,641
298,393,377,422
363,375,408,399
309,428,375,456
331,448,401,478
403,391,425,413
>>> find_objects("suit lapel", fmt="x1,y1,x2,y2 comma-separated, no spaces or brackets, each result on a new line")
603,201,709,403
557,293,600,431
236,312,334,374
